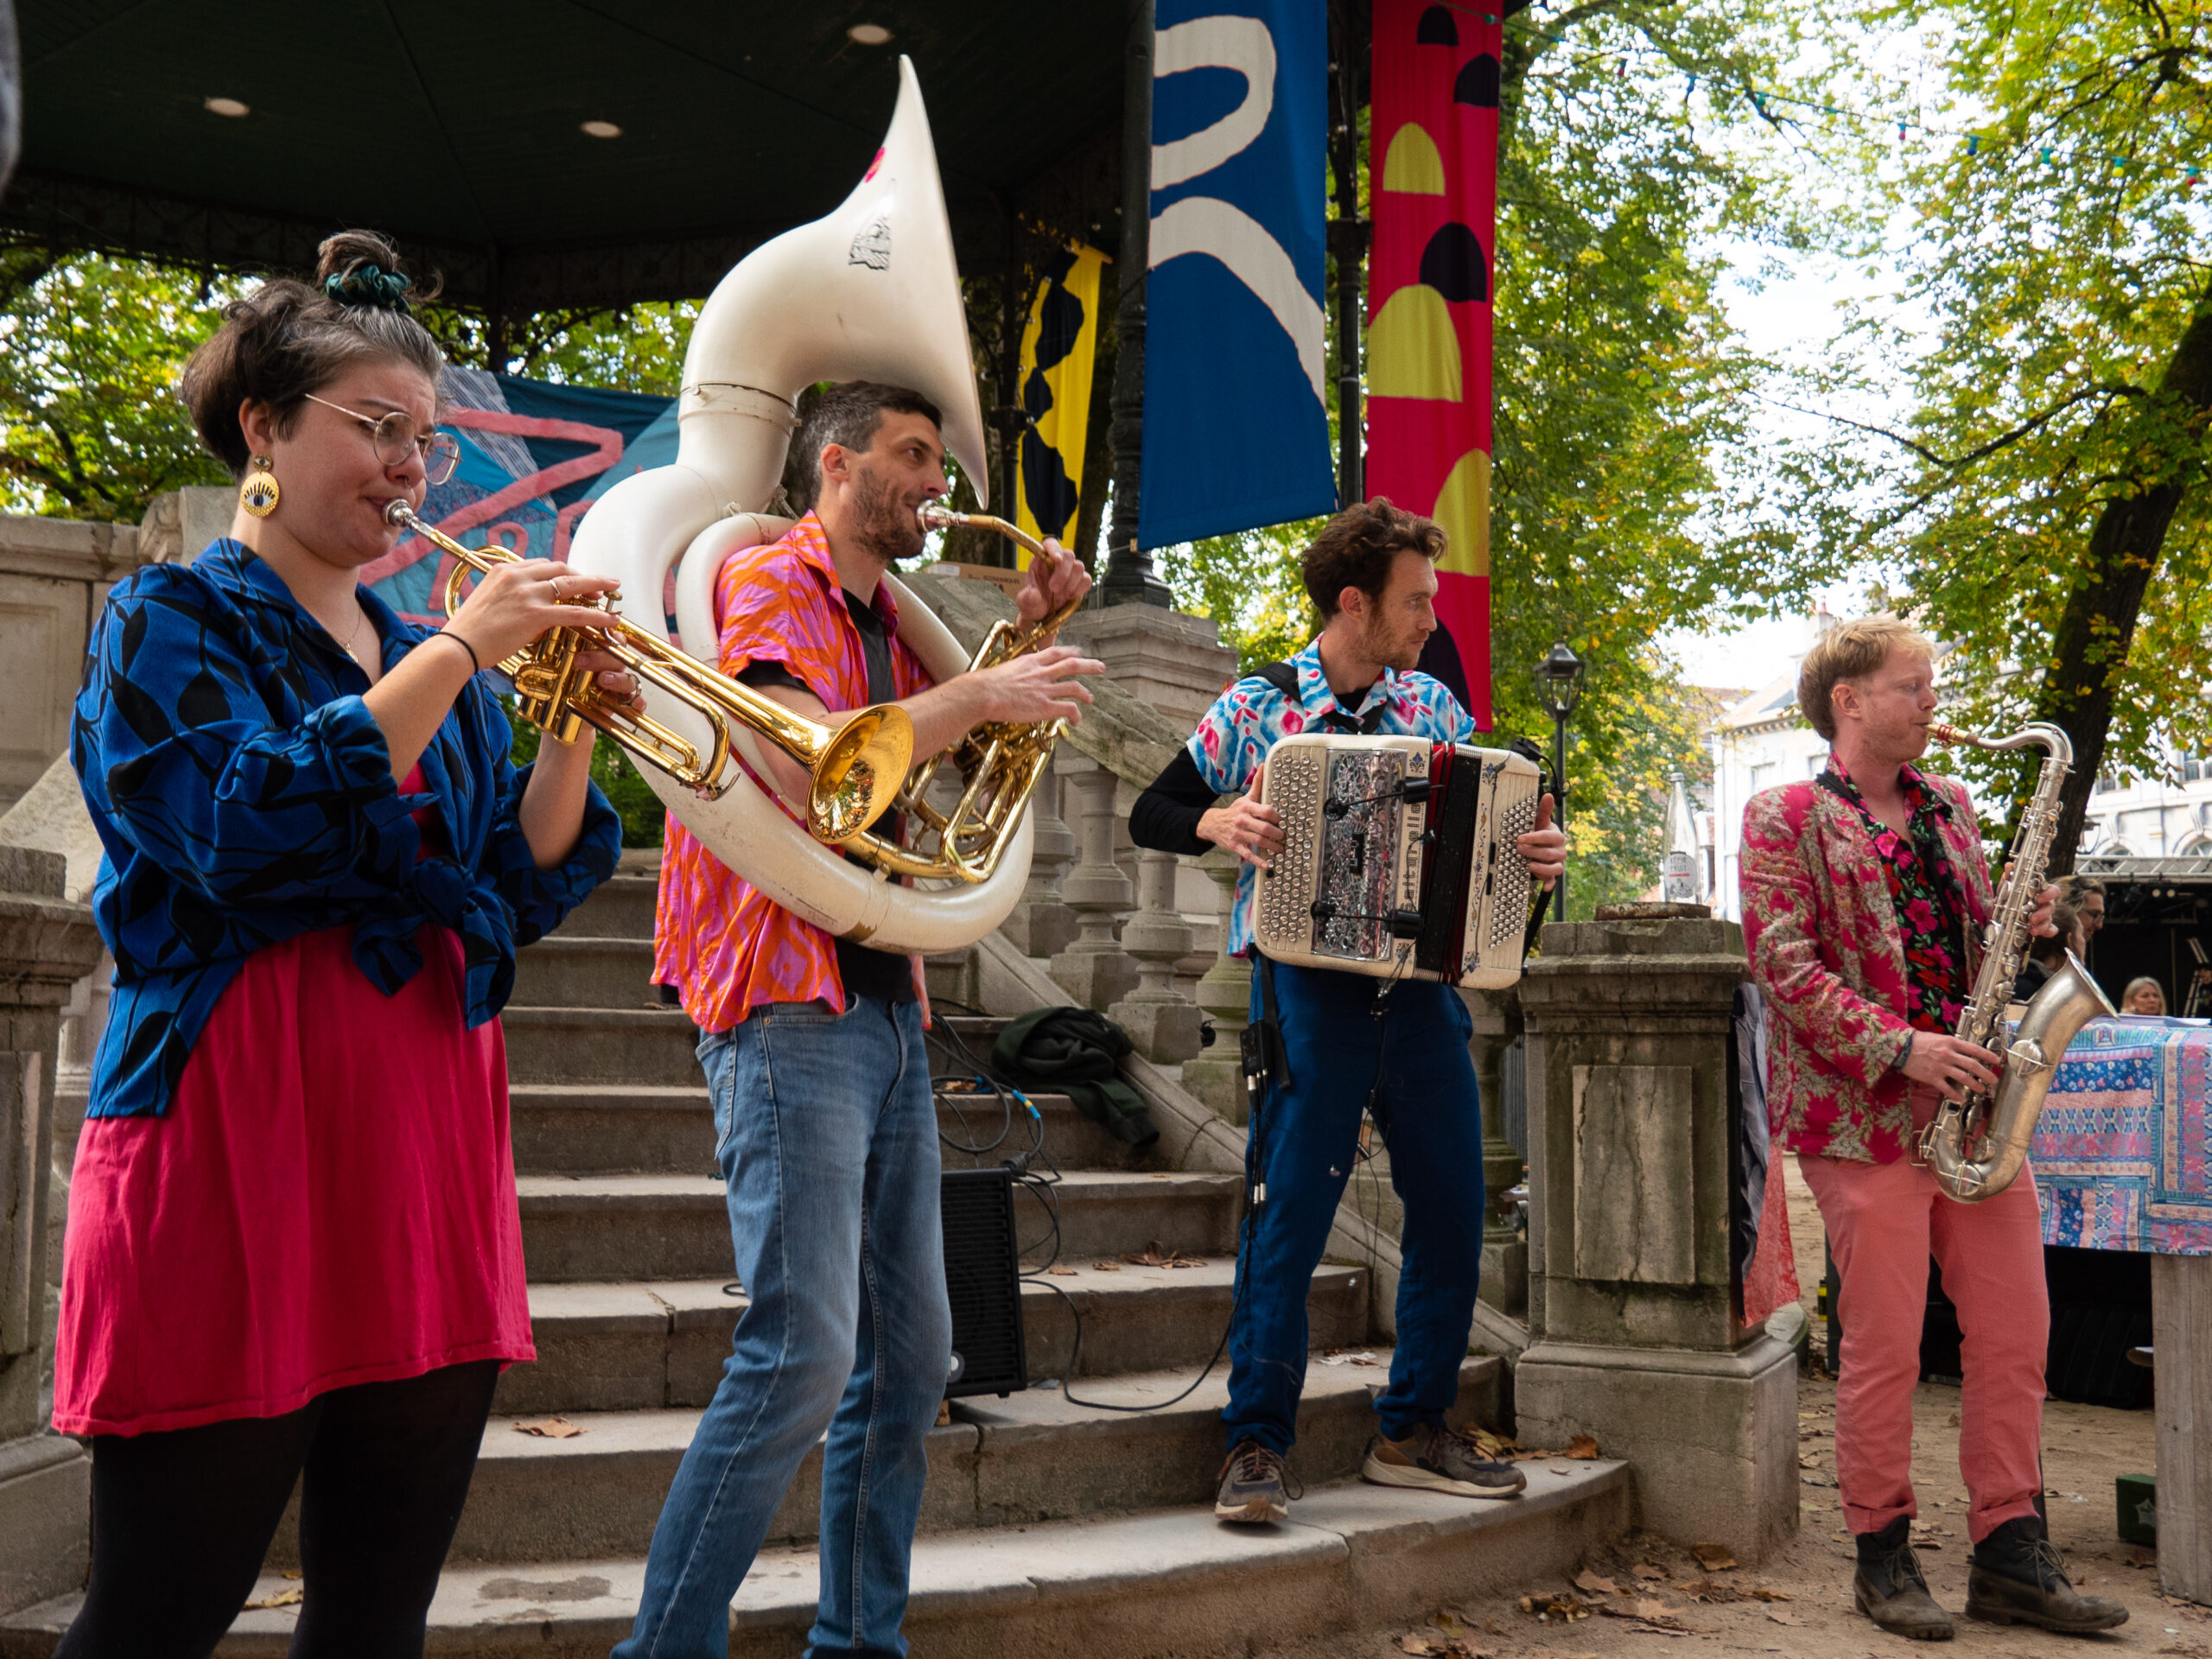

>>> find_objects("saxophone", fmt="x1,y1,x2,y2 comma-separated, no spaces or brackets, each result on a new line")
1918,722,2115,1201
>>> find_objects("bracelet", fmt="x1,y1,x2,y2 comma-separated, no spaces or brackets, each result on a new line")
435,630,482,674
1892,1031,1915,1071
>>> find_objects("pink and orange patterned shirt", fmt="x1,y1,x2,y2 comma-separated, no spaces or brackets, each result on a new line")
652,515,932,1032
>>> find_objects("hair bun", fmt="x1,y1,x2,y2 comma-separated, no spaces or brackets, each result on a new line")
313,229,442,313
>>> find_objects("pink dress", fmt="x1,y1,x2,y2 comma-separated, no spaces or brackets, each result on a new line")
54,768,533,1437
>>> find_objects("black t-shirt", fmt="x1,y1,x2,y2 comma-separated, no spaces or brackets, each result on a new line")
734,588,915,1005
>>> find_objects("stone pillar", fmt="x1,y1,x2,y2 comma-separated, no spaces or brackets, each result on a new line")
1513,908,1796,1563
1051,760,1139,1010
1180,850,1252,1121
1109,849,1204,1063
1464,984,1528,1317
999,747,1078,959
0,845,104,1615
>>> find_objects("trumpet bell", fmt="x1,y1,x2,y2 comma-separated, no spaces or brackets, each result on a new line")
811,705,915,845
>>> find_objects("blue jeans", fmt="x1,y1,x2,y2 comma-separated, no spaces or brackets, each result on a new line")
613,995,950,1659
1222,960,1485,1456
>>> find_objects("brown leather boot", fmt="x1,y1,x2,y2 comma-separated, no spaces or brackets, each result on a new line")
1853,1516,1955,1641
1966,1516,2129,1634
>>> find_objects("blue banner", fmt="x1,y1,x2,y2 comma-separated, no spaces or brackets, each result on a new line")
1140,0,1333,549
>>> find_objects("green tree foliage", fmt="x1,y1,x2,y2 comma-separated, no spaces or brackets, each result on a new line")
1795,1,2212,861
0,251,233,520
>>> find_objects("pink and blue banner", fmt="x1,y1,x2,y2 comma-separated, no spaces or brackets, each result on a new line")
363,368,673,625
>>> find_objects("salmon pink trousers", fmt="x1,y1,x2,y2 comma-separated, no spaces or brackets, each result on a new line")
1796,1090,2048,1545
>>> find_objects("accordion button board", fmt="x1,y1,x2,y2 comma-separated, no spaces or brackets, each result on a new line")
1252,734,1541,988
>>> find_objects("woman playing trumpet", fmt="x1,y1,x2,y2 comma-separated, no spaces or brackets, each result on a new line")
54,230,633,1657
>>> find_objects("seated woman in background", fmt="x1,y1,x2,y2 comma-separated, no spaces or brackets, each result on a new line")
2013,899,2082,1003
55,229,635,1657
2121,976,2168,1015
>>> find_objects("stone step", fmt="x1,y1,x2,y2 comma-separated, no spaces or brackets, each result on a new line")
2,1452,1625,1656
511,935,663,1010
493,1262,1370,1415
391,1356,1504,1568
507,1084,715,1179
551,871,658,941
502,1006,699,1088
515,1169,1240,1284
507,1081,1144,1179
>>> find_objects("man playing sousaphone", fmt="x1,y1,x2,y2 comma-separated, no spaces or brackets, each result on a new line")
619,382,1099,1659
1740,616,2124,1640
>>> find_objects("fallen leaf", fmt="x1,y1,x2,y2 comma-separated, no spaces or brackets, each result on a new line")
1090,1261,1122,1271
1625,1624,1690,1638
1764,1609,1802,1626
1319,1349,1382,1367
1632,1562,1666,1581
1691,1545,1736,1571
1565,1433,1600,1459
1397,1637,1433,1655
1679,1580,1791,1604
1798,1452,1821,1469
1119,1242,1205,1268
1573,1570,1618,1596
1518,1592,1588,1621
513,1416,583,1439
1046,1265,1077,1275
934,1401,951,1427
244,1586,303,1609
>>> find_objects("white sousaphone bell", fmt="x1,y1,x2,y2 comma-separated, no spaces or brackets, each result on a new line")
566,58,1037,956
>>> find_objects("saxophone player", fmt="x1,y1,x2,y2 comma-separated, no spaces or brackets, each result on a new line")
1740,617,2125,1639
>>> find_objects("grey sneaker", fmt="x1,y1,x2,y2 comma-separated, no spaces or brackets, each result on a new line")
1362,1423,1526,1498
1215,1439,1293,1522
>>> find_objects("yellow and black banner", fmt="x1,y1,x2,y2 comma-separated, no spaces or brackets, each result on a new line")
1011,243,1107,563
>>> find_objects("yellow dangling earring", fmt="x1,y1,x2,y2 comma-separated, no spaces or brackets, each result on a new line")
239,456,280,518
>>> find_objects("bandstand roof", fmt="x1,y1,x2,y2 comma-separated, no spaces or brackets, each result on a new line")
3,1,1135,312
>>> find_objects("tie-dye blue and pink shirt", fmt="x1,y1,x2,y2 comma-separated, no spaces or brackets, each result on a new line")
1185,636,1474,956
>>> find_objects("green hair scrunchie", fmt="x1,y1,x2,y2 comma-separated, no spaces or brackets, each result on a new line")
324,264,414,314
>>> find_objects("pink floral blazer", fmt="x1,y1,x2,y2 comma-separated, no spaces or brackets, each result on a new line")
1739,771,1993,1163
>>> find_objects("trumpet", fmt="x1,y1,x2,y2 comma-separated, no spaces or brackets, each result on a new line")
383,500,913,845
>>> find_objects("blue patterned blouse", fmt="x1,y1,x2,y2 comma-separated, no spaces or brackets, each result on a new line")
73,539,620,1119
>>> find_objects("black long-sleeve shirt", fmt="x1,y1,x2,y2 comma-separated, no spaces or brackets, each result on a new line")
1128,747,1222,858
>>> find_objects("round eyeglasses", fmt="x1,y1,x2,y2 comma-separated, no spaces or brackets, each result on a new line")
302,392,462,486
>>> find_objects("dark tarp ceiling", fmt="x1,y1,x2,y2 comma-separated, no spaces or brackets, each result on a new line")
2,1,1135,313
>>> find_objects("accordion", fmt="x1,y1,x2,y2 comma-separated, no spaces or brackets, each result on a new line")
1251,734,1542,988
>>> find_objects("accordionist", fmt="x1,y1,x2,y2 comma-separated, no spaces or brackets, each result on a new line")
1128,499,1563,1530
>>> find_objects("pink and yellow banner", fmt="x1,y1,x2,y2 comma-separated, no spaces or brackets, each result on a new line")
1366,0,1500,726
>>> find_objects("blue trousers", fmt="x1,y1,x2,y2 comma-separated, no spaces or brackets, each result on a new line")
614,995,951,1659
1223,960,1485,1455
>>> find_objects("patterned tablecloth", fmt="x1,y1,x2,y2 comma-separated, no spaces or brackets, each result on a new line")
2033,1015,2212,1255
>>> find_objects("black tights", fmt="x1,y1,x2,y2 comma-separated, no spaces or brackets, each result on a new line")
56,1360,499,1659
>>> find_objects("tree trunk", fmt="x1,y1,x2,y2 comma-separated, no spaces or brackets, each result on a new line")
2036,276,2212,873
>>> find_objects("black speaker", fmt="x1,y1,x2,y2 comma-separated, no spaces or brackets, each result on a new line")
942,1167,1027,1399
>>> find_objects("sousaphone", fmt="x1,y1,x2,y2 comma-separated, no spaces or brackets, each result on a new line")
566,58,1034,953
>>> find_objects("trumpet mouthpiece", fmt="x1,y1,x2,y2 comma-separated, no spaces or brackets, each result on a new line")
383,499,418,529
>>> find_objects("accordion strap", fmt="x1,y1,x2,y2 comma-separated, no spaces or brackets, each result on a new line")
1243,662,1388,735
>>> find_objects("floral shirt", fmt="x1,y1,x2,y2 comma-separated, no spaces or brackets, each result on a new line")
1185,636,1473,956
652,514,933,1032
1817,758,1971,1033
1739,760,1994,1164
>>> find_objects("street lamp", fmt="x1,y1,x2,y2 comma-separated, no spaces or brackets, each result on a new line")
1532,638,1586,913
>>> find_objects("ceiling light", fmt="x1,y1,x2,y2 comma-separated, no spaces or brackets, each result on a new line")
848,23,893,45
581,119,622,139
204,96,249,118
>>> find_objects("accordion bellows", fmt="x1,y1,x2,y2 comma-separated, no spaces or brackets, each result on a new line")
1253,734,1541,988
